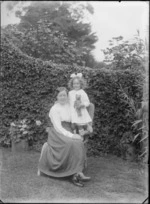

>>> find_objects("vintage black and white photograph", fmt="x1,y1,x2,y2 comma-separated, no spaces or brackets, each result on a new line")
0,1,149,203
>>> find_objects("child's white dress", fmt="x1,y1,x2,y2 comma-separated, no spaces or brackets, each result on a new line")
68,89,92,125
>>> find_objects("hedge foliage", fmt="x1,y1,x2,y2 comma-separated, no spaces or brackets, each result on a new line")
1,32,144,156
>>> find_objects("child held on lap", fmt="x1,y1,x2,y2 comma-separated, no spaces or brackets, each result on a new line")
68,73,93,138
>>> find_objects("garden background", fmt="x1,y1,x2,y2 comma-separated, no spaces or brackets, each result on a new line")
0,1,149,203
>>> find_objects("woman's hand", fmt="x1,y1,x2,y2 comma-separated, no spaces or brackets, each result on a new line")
73,134,83,140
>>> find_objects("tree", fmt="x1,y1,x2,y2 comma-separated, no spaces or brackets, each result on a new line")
102,31,146,71
93,61,108,69
4,1,98,67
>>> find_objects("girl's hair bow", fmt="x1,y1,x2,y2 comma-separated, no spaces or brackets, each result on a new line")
70,73,83,78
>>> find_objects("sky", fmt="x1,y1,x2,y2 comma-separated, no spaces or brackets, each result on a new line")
1,1,149,61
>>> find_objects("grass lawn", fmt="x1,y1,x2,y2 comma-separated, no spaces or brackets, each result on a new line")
0,147,148,203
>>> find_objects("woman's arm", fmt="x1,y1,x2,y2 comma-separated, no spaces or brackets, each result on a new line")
49,107,73,138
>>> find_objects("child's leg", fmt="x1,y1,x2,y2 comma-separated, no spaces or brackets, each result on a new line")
87,122,93,133
77,125,85,139
71,123,76,134
82,125,89,142
77,125,89,142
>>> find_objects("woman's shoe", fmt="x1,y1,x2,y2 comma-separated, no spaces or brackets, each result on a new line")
78,172,91,181
72,174,84,187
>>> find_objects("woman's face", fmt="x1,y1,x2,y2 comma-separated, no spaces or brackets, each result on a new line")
73,78,80,90
57,90,68,105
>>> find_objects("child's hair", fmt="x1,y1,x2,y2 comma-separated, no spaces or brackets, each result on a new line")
68,76,87,90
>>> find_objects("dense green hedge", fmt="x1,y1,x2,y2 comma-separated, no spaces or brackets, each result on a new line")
1,32,143,157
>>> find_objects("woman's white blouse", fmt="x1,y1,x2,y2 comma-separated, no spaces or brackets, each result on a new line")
68,89,92,124
49,103,73,138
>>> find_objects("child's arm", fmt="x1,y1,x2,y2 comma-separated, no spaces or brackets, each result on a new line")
80,90,90,108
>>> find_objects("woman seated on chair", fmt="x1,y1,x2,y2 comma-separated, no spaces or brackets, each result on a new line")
38,87,93,187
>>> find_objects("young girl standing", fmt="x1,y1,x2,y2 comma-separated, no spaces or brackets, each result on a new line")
68,73,93,138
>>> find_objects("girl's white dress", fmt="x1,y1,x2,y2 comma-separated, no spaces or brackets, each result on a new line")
68,89,92,125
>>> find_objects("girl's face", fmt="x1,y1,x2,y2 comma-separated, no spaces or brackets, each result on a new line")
57,90,68,105
73,78,80,90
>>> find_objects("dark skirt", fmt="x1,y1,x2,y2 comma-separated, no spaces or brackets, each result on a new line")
38,122,86,177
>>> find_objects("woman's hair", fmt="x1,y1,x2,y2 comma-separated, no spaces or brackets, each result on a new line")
54,87,68,98
68,76,87,90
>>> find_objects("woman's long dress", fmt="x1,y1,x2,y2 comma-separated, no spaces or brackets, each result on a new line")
38,103,86,177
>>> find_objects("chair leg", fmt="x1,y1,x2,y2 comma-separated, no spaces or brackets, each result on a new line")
37,169,41,176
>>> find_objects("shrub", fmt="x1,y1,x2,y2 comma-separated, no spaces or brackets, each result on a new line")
132,101,148,162
1,32,144,158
